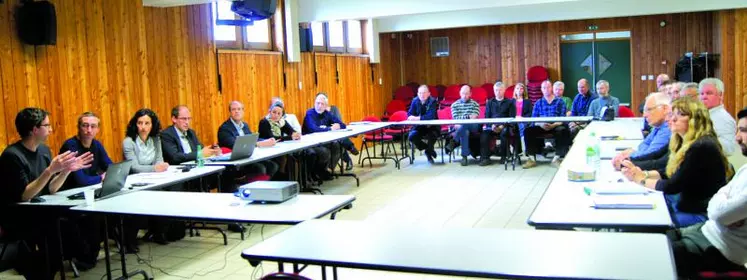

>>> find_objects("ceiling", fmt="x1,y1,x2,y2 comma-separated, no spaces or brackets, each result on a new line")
143,0,747,32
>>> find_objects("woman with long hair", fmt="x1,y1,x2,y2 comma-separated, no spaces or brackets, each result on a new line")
622,98,732,227
121,108,170,250
258,101,301,179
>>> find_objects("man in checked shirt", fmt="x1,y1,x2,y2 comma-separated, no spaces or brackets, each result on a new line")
522,80,569,169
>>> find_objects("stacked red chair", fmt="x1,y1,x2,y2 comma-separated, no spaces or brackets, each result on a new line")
481,83,495,100
472,87,488,106
526,66,549,105
393,86,415,102
440,85,462,108
382,99,407,121
504,85,516,100
618,105,635,118
434,84,447,101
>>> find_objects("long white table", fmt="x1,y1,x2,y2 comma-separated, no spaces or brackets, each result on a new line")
394,117,514,126
586,117,645,140
16,165,225,207
241,220,676,280
72,192,355,280
201,122,390,168
528,119,673,230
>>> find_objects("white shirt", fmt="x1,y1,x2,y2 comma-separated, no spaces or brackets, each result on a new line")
710,105,738,156
232,119,245,136
702,164,747,265
135,136,155,164
174,126,192,154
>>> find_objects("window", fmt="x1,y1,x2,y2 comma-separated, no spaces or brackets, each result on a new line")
212,1,273,50
346,20,362,53
328,20,345,52
213,1,237,42
311,22,325,46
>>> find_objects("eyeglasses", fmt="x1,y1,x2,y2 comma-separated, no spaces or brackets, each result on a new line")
177,117,192,121
644,105,662,113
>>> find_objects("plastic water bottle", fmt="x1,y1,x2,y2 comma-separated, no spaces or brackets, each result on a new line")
196,144,204,167
586,132,601,172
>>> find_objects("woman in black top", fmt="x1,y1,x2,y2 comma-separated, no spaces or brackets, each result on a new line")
622,98,732,227
258,102,301,179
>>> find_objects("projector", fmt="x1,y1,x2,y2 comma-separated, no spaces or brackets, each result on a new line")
238,181,299,203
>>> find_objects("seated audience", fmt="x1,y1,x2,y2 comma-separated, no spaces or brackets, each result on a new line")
258,101,301,179
699,78,738,156
122,108,170,249
161,105,221,165
680,82,699,99
271,97,302,132
569,78,598,137
669,81,685,99
303,93,358,176
622,98,732,227
218,101,279,179
446,85,481,166
407,85,440,163
523,80,569,169
613,92,672,170
0,108,95,278
657,73,671,90
326,104,358,170
479,82,516,166
59,112,112,190
670,107,747,278
553,81,572,116
586,80,619,119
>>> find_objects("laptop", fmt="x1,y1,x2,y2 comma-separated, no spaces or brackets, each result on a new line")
209,134,258,161
67,161,132,200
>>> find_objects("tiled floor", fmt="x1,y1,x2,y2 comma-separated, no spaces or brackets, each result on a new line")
0,149,560,280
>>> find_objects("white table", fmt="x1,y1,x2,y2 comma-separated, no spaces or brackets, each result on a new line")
16,166,225,207
72,191,355,224
241,220,676,280
202,123,390,168
509,116,593,123
586,118,645,140
600,139,642,159
393,117,514,126
528,123,673,230
73,192,355,280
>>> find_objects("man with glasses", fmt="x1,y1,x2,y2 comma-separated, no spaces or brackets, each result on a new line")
59,112,113,190
0,108,96,277
217,100,278,180
613,92,672,170
161,105,221,165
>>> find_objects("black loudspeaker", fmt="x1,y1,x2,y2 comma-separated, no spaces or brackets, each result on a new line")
299,26,312,52
16,0,57,45
231,0,277,21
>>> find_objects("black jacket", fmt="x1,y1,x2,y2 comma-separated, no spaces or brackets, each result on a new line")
516,99,533,117
485,98,516,118
258,118,297,141
217,119,256,149
160,125,202,165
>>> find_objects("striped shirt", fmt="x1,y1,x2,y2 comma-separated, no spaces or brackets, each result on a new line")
451,99,480,120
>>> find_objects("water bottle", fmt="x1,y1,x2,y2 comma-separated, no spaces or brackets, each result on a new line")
196,144,204,167
586,132,601,173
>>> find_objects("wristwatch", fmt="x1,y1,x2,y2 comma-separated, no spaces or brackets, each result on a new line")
639,171,649,185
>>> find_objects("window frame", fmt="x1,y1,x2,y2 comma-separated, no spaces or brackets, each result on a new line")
312,21,328,52
326,20,346,53
345,20,363,54
212,1,274,51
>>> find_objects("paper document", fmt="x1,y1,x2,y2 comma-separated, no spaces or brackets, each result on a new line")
586,180,653,195
592,195,655,209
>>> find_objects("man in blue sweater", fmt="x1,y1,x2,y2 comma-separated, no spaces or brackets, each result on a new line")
60,112,112,190
408,85,440,163
303,93,359,173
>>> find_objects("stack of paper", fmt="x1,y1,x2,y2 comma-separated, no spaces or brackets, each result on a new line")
592,195,655,209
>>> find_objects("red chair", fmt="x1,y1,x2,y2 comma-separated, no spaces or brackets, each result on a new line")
472,87,488,106
393,86,414,101
427,85,438,99
504,85,516,100
435,107,454,163
440,85,462,108
479,106,486,118
526,66,548,104
618,105,635,118
382,99,407,120
357,116,399,169
481,83,495,100
405,82,419,95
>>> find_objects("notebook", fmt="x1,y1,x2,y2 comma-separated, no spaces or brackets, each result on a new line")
592,195,655,209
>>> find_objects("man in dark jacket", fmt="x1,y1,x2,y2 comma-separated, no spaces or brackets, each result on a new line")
408,85,440,163
303,93,359,173
160,105,221,165
479,82,516,166
217,101,279,180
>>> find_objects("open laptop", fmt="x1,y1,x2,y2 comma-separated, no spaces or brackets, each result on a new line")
67,161,132,200
209,134,258,161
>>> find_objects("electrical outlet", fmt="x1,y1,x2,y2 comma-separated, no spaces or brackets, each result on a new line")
298,82,302,90
641,75,646,81
648,75,654,80
379,78,383,85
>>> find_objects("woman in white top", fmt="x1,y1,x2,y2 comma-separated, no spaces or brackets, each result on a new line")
123,109,168,173
121,109,170,251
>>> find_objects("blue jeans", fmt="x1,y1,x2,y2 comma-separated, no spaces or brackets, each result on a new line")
455,124,480,157
665,194,707,228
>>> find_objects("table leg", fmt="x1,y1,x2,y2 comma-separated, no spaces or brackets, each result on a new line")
56,217,66,280
278,262,284,273
321,265,327,280
103,216,113,280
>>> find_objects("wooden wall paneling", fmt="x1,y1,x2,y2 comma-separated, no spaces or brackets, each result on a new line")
736,10,747,113
500,24,520,86
0,0,10,150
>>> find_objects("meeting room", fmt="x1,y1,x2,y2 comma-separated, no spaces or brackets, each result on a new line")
1,0,747,279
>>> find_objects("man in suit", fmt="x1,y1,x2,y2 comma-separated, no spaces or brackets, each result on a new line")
479,82,516,166
161,105,222,165
217,101,278,180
